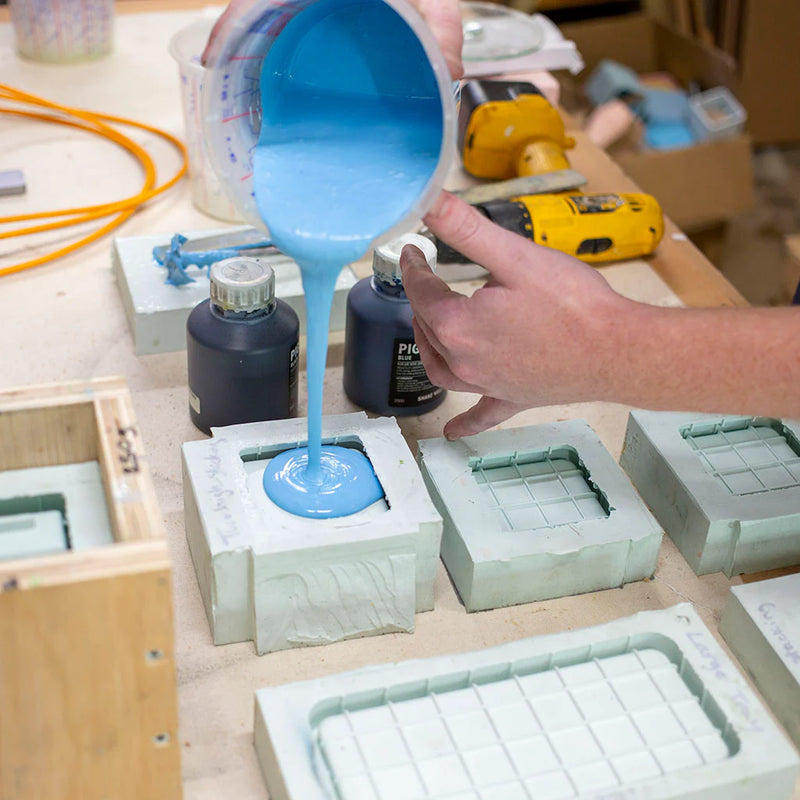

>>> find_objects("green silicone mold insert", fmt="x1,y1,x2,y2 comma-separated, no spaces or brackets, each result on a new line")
470,446,611,532
310,634,736,800
680,417,800,496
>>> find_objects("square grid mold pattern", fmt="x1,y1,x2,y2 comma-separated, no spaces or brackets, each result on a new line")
254,605,800,800
620,411,800,577
315,649,730,800
417,420,662,611
472,447,609,533
681,418,800,496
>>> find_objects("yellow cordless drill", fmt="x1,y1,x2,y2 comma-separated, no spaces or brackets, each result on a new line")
453,80,664,263
459,80,576,178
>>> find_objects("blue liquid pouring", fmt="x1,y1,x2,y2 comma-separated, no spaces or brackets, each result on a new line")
253,0,443,518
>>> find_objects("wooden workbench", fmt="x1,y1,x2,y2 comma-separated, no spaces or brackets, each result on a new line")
2,6,795,799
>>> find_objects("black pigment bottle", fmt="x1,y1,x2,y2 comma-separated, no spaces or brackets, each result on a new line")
187,257,299,434
343,233,445,416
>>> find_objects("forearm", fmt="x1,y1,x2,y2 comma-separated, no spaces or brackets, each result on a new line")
606,302,800,417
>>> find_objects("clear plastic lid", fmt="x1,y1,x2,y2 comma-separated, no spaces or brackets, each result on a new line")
462,1,544,62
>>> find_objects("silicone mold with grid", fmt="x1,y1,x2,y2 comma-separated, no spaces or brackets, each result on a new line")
680,418,800,496
470,447,610,532
313,647,732,800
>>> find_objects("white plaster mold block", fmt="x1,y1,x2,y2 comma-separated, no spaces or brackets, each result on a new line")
620,411,800,576
112,228,358,354
417,419,663,612
254,604,799,800
720,573,800,748
0,461,115,560
182,412,442,655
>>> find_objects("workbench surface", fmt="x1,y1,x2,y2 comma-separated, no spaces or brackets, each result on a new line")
2,6,796,799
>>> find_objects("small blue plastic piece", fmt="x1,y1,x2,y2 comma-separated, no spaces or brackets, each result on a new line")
644,121,696,151
641,88,690,123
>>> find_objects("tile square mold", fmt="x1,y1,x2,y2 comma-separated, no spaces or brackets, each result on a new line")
182,412,442,655
417,420,663,611
621,411,800,576
720,572,800,748
253,604,799,800
112,228,357,354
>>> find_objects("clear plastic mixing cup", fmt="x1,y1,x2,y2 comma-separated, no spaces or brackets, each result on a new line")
9,0,114,62
169,17,246,223
201,0,456,245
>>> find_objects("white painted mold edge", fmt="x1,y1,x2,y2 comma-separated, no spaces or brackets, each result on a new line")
620,411,800,576
112,229,358,354
182,412,442,654
254,604,800,800
720,573,800,748
417,419,663,611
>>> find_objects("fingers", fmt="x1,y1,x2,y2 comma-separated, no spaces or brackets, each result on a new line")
400,243,469,344
444,397,528,440
411,0,464,80
201,0,249,66
412,319,484,394
423,192,543,282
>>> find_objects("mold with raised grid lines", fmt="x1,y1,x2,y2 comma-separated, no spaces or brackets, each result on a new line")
254,604,799,800
182,412,442,655
621,411,800,576
112,229,357,354
417,420,662,611
720,572,800,748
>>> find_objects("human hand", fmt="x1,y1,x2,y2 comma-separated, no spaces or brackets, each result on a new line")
202,0,464,79
400,192,635,440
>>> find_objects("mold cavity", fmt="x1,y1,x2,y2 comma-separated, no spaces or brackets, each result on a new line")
680,417,800,496
240,433,368,464
0,493,69,561
310,633,737,800
469,446,611,532
240,435,389,516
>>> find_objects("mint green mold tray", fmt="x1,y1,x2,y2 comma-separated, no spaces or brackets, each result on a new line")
417,419,663,612
621,411,800,576
720,572,800,748
254,604,799,800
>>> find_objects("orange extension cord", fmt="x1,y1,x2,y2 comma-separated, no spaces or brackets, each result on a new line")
0,83,188,277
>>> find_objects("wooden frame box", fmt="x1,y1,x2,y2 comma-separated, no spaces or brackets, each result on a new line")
0,377,181,800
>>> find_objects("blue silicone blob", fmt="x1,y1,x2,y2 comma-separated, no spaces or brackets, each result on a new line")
263,445,384,519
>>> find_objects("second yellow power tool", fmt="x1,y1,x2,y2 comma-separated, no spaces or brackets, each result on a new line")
459,80,576,178
436,192,665,264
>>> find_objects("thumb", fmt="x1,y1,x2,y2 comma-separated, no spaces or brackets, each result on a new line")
443,397,529,440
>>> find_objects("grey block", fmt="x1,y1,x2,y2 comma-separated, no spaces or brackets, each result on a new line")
417,419,663,612
254,604,799,800
0,461,114,555
182,412,442,655
112,229,358,355
720,573,800,748
0,510,67,561
621,411,800,576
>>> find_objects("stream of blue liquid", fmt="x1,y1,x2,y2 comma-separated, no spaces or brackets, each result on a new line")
254,0,444,518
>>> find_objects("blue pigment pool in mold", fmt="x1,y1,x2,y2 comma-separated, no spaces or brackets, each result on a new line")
253,0,446,518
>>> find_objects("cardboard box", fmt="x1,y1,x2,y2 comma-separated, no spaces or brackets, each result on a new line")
559,14,754,232
736,0,800,145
